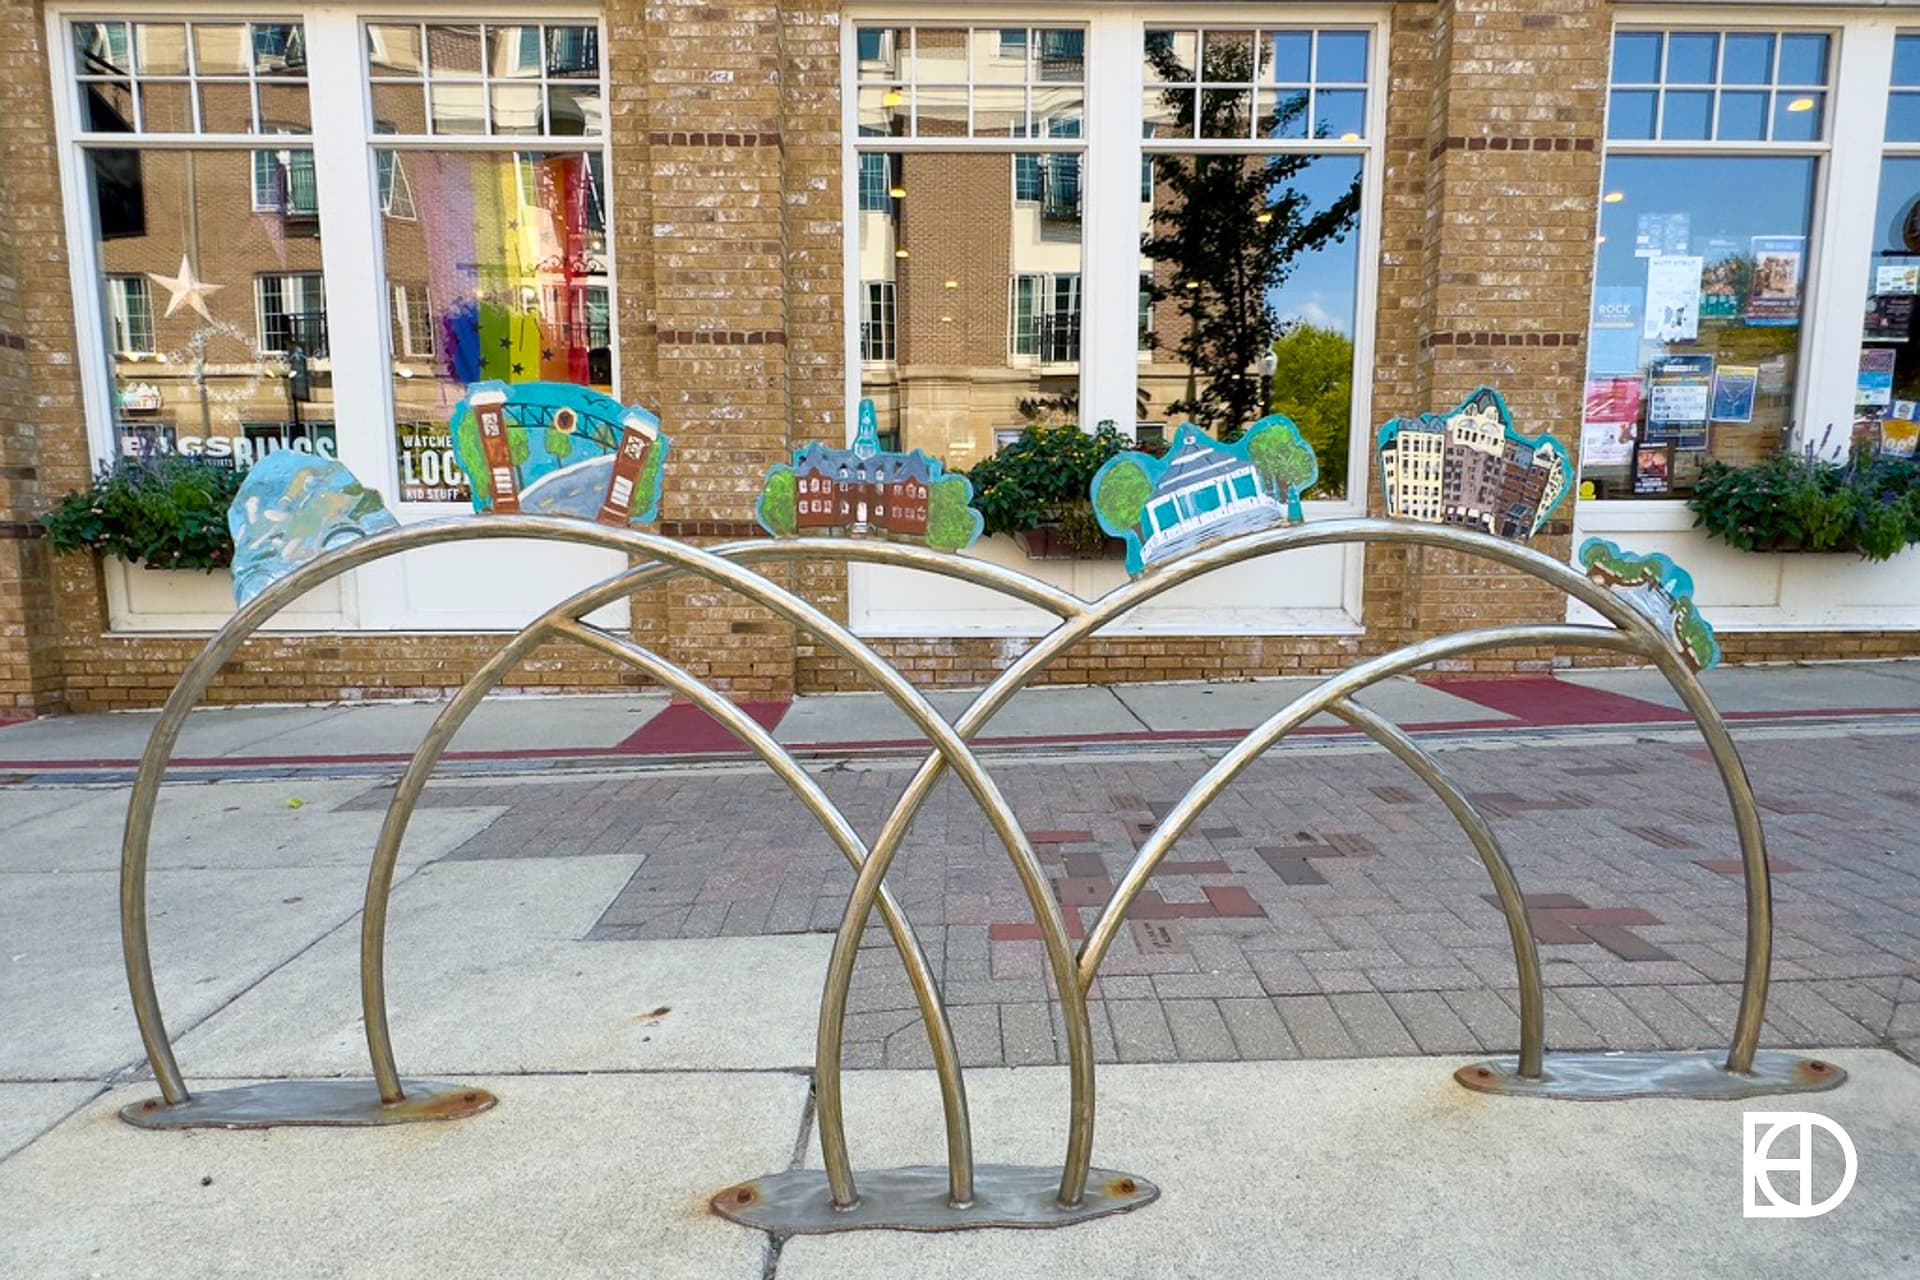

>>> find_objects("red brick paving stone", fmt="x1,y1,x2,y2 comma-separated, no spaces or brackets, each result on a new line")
1027,830,1095,844
1515,893,1588,910
1129,890,1218,921
1623,824,1700,850
1322,833,1382,858
990,909,1087,942
1427,676,1681,726
1204,885,1266,918
1265,856,1330,887
1526,916,1589,945
1579,924,1677,962
1052,876,1113,906
1697,857,1805,876
1160,859,1233,876
618,699,790,753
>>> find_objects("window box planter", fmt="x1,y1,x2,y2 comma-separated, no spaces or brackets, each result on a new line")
1687,452,1920,563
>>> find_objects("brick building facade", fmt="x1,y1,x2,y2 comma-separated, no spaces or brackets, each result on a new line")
3,1,1918,715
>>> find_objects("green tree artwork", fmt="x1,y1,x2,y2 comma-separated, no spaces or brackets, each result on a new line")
545,425,574,462
1140,37,1361,441
508,429,531,469
758,468,798,538
1266,324,1353,497
925,476,983,551
450,413,492,503
1093,455,1153,536
1246,414,1319,518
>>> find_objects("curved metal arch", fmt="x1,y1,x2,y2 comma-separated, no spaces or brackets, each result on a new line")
119,517,1081,1109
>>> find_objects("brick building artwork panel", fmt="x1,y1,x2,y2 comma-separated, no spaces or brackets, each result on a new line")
1377,387,1570,542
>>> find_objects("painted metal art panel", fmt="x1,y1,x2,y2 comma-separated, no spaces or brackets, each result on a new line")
110,389,1840,1238
1376,386,1571,540
229,451,397,605
448,379,669,525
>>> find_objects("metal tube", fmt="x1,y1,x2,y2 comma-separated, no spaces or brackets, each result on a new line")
549,619,975,1202
1326,697,1545,1079
1077,625,1652,989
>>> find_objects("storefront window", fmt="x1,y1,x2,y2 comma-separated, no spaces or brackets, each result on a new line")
1860,34,1920,456
1139,27,1368,498
71,19,335,468
368,22,610,504
852,25,1085,467
1585,28,1829,500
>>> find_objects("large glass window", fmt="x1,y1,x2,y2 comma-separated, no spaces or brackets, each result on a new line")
1860,34,1920,454
1139,26,1369,497
1584,27,1830,500
367,22,610,504
71,18,335,468
852,25,1086,467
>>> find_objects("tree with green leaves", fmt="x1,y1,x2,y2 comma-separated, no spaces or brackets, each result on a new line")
1245,417,1318,520
545,426,574,462
1093,455,1153,537
1266,324,1353,498
926,476,982,551
449,414,492,503
757,468,797,537
1141,36,1361,441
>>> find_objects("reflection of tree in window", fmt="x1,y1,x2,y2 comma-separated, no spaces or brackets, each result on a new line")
1140,37,1360,440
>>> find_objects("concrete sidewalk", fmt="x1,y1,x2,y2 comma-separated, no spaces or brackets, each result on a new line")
4,658,1920,781
3,772,1915,1276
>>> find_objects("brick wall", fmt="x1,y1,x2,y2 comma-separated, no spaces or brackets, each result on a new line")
1,0,1911,716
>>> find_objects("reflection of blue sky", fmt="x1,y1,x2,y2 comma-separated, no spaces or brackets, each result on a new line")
1269,154,1361,337
1594,155,1815,288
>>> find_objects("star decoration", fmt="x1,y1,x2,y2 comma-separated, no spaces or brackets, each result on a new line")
541,348,554,360
497,337,512,350
146,255,225,322
511,362,524,375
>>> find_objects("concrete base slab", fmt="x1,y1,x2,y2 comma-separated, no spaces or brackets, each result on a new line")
0,705,347,763
0,1073,805,1280
236,694,670,756
0,1083,101,1160
175,857,834,1075
1562,663,1920,714
780,1051,1920,1278
775,686,1143,746
1112,676,1517,733
0,780,501,873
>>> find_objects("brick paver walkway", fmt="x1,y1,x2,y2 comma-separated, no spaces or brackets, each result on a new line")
348,724,1920,1067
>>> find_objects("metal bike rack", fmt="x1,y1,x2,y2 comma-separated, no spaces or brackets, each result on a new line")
116,515,1844,1235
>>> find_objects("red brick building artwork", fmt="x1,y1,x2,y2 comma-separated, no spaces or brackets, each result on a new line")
4,4,1919,715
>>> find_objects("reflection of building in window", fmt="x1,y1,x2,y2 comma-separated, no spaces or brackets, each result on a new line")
390,283,433,358
859,153,893,211
862,281,896,362
107,276,155,355
253,149,318,215
378,151,417,218
1137,273,1153,353
251,22,306,73
256,273,328,354
1011,273,1079,363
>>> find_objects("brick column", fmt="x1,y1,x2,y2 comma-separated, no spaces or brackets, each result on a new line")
1387,0,1610,666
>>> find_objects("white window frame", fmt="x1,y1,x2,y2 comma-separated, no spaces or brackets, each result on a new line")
841,3,1386,524
1585,4,1900,535
106,274,155,355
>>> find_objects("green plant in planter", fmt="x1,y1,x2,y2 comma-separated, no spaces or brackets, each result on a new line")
41,455,244,571
964,422,1165,555
1688,435,1920,562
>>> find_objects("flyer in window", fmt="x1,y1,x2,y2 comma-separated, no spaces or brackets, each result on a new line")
1858,346,1897,408
1699,246,1743,320
1634,212,1690,258
1644,255,1703,342
1644,354,1714,451
1745,235,1806,326
1581,377,1641,468
1882,403,1920,459
1710,365,1758,423
1588,286,1642,375
1632,443,1674,495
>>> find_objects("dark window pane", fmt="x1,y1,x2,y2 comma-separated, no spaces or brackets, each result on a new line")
1718,90,1768,141
1721,33,1773,85
1607,89,1657,140
1661,90,1712,140
1896,35,1920,88
1777,33,1829,85
1316,31,1368,84
1612,32,1661,84
1666,33,1718,84
1862,157,1920,416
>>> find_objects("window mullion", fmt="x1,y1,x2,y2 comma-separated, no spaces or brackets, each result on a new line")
1079,8,1143,434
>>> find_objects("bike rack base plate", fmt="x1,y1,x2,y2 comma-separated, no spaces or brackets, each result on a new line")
711,1163,1159,1233
1455,1049,1845,1100
119,1079,498,1129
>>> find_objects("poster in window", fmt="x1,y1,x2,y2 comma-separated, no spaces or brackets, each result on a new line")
1858,346,1897,408
1882,403,1919,459
1588,286,1642,375
1580,376,1640,469
1866,260,1919,342
1644,354,1714,451
1745,236,1805,326
1644,255,1703,343
396,420,471,504
1699,242,1743,320
1633,212,1689,258
1709,365,1757,424
1632,443,1673,495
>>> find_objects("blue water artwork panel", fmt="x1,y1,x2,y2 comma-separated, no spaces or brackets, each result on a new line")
1578,537,1721,671
1090,415,1318,576
449,380,669,526
1377,387,1570,541
229,452,399,605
